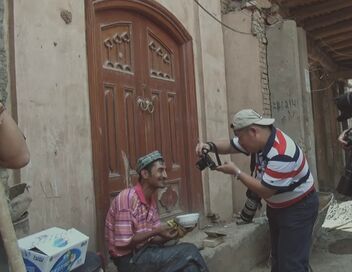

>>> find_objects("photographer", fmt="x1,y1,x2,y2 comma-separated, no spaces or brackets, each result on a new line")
196,109,318,272
335,91,352,195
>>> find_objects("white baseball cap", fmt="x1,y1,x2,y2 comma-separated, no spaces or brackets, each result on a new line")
231,109,275,130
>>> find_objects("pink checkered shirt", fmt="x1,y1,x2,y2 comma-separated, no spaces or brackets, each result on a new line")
105,183,161,257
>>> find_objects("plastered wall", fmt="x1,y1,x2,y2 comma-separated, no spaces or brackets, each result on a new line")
13,0,235,249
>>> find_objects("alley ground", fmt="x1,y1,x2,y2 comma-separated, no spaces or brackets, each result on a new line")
250,228,352,272
251,193,352,272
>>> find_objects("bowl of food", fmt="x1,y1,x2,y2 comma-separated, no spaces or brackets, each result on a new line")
175,213,200,228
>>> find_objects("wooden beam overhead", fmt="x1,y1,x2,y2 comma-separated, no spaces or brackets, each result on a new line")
307,36,338,72
302,6,352,31
331,69,352,80
323,39,352,51
322,31,352,44
334,57,352,63
282,0,326,9
310,20,352,39
331,49,352,58
337,62,352,68
290,0,352,21
332,53,352,61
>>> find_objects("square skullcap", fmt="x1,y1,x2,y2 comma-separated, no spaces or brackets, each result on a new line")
136,151,163,174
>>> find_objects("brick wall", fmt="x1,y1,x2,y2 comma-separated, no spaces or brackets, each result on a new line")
222,1,272,117
252,9,272,117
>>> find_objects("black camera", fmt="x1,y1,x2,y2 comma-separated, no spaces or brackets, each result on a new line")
196,142,222,171
196,151,217,170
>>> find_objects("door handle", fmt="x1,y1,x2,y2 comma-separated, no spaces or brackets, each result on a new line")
137,97,148,111
137,97,154,113
145,99,154,114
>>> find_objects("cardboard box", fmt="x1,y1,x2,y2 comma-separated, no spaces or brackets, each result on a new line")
18,227,89,272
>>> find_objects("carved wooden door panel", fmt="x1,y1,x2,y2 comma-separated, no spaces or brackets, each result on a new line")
95,9,188,216
97,11,145,194
142,20,188,216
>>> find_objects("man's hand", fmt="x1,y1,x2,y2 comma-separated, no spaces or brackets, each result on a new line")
159,227,178,240
338,129,352,150
196,142,211,156
215,161,238,175
155,224,178,240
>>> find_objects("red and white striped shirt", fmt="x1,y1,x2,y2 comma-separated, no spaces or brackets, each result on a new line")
105,183,160,257
232,127,315,208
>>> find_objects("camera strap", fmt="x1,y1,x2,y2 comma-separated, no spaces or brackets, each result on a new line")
250,153,256,177
207,142,222,166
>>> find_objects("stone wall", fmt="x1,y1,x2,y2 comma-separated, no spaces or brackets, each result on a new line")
0,0,7,102
267,20,318,185
222,8,265,213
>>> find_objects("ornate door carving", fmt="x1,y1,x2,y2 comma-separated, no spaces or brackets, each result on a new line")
86,0,203,251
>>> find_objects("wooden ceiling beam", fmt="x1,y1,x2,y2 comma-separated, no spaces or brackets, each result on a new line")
310,20,352,39
302,6,352,31
332,54,352,61
326,40,352,52
290,0,352,21
337,62,352,68
331,69,352,80
282,0,327,9
331,49,352,57
323,31,352,44
307,36,338,72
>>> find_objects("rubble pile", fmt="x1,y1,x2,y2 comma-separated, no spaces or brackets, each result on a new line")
323,200,352,231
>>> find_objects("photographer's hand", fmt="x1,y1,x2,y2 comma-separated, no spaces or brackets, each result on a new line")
216,161,276,199
216,161,238,175
196,142,211,156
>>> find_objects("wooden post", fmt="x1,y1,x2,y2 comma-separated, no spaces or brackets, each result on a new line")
0,177,26,272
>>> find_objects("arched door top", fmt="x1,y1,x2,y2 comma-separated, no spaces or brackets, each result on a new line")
92,0,192,43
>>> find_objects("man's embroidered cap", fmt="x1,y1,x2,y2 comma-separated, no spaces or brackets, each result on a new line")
136,151,163,174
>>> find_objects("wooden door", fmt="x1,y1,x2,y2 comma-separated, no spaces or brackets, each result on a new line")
86,0,203,251
142,20,188,214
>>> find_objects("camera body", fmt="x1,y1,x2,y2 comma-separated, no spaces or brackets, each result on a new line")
196,152,217,171
196,142,222,171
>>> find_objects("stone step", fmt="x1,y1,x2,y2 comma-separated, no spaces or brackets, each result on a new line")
180,217,270,272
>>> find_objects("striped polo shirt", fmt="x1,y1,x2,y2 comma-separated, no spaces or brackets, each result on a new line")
105,183,160,257
231,126,315,208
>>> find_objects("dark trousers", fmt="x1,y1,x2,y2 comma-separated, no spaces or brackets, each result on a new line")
112,242,209,272
267,191,319,272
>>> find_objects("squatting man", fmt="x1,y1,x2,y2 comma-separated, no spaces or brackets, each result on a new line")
105,151,209,272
